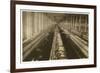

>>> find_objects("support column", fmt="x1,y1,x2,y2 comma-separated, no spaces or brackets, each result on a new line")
41,13,43,32
38,13,41,33
22,12,27,40
23,12,33,40
34,12,39,34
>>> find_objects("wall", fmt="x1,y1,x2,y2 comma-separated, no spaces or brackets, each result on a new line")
0,0,100,73
22,12,55,41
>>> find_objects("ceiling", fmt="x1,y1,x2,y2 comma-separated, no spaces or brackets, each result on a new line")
45,13,66,23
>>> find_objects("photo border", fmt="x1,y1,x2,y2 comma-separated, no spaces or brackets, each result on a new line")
10,0,97,72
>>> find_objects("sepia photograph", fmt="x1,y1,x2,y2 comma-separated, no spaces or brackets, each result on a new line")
22,11,89,61
11,1,96,72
